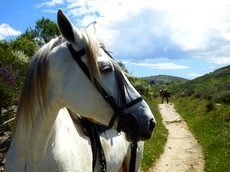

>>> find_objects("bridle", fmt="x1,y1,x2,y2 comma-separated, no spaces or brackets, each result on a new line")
68,108,138,172
67,43,143,172
67,43,143,136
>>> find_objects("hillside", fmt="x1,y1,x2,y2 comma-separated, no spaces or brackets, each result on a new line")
169,65,230,104
169,65,230,172
189,65,230,86
170,65,230,93
141,74,189,85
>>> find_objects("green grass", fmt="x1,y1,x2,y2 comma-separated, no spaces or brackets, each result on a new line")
171,96,230,172
141,98,168,171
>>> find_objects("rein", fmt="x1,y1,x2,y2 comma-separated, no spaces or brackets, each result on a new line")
68,109,108,172
68,109,138,172
67,43,140,172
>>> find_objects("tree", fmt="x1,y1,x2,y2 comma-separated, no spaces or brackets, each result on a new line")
118,61,129,73
10,32,37,58
27,17,60,44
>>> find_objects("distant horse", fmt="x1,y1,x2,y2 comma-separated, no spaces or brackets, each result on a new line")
5,9,155,171
160,89,170,104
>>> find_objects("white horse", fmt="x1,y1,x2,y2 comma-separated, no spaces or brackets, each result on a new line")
5,9,155,171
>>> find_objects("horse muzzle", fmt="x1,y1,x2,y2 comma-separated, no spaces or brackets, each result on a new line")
118,113,156,142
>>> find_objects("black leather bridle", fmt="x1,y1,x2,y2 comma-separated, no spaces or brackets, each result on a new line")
67,43,143,134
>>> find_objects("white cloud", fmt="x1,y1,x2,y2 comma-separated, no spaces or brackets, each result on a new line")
0,24,21,40
188,73,203,77
209,66,215,69
36,0,230,63
42,9,57,13
210,57,230,65
36,0,64,8
126,61,189,70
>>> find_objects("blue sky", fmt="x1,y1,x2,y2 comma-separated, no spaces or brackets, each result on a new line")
1,0,230,79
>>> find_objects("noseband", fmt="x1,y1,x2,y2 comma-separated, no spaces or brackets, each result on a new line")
67,43,143,134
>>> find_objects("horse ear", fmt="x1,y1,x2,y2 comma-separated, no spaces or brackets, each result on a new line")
86,21,97,34
57,9,82,44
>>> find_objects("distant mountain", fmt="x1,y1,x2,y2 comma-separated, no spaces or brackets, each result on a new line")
141,74,189,85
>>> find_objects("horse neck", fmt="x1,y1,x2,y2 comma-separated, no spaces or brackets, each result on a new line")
13,95,61,156
10,107,93,171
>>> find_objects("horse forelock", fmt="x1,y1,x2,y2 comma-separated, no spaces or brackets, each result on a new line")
13,37,64,135
72,29,123,83
81,30,101,82
80,30,128,104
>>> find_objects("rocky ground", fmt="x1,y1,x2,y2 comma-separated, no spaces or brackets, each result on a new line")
0,131,10,172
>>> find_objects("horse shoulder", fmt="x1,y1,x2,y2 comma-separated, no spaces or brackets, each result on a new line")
43,109,92,171
4,137,27,172
97,131,128,172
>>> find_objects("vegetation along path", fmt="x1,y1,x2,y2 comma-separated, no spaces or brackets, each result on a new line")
148,103,204,172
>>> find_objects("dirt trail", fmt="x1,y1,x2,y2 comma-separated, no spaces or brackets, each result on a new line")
148,103,204,172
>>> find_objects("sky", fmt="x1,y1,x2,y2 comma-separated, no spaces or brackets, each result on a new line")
1,0,230,79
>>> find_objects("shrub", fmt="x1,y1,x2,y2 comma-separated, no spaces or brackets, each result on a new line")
128,76,153,99
206,100,215,112
214,90,230,104
0,42,28,109
184,88,195,96
194,90,203,99
202,92,214,100
0,61,25,109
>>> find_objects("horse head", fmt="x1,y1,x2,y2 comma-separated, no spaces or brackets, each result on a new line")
48,9,156,142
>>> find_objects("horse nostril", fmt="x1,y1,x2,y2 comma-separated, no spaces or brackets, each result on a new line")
149,118,156,132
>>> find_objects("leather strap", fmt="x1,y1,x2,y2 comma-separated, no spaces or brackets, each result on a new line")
129,142,137,172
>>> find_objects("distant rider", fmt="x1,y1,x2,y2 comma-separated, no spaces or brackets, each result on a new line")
160,88,171,104
165,89,170,104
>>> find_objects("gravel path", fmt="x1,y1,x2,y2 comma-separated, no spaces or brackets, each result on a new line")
148,103,204,172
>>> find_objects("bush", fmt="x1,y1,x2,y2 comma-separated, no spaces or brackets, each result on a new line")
194,90,203,99
214,90,230,104
206,100,215,112
0,61,25,109
202,92,214,100
184,88,195,96
0,41,28,109
128,76,152,98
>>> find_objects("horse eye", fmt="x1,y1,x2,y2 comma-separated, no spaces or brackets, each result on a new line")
98,61,112,73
